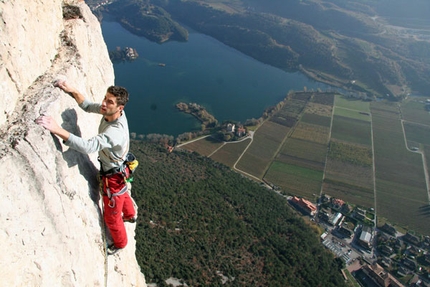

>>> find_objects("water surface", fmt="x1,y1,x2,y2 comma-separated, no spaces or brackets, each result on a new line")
102,19,327,136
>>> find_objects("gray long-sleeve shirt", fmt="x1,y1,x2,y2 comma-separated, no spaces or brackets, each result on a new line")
64,99,129,172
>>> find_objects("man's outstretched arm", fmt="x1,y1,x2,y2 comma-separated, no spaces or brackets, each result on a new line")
56,80,85,105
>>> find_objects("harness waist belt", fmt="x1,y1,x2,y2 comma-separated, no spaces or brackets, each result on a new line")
104,185,128,198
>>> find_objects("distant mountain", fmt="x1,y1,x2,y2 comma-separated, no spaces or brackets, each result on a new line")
105,0,188,43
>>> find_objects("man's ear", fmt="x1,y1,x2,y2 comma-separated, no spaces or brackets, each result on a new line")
118,105,124,112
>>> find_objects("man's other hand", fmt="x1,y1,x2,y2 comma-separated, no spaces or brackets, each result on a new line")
36,115,70,141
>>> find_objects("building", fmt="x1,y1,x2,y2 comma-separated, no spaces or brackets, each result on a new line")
338,226,354,238
403,232,420,246
331,198,344,209
362,263,404,287
290,196,317,216
380,223,396,236
236,126,246,137
226,123,235,132
358,225,373,250
329,212,343,226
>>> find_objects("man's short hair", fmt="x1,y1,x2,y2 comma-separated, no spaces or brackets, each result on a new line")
107,86,129,106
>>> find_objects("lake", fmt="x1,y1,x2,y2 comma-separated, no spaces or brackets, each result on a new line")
101,18,329,137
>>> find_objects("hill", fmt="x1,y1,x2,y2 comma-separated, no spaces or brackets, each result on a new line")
130,140,347,286
101,0,430,99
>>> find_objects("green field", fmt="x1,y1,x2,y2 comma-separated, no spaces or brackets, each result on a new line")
265,161,323,199
312,93,335,106
401,99,430,125
403,122,430,145
375,179,429,234
210,138,251,168
291,122,330,145
334,95,370,112
301,113,332,127
334,107,371,121
371,101,429,234
328,141,372,167
236,121,291,178
331,116,372,146
322,178,374,209
279,138,327,168
325,158,373,190
180,136,224,156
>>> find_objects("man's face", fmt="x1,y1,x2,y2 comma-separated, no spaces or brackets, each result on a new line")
101,92,123,118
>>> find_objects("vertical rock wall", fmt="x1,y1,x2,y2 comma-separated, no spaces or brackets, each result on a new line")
0,1,146,286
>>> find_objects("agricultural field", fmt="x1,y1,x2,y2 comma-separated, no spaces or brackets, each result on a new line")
322,97,375,208
290,122,330,145
179,92,430,235
371,101,429,234
323,141,374,208
322,177,374,209
327,141,372,167
403,122,430,147
304,102,332,117
235,120,291,178
330,116,372,146
265,162,324,200
300,113,331,127
209,138,251,168
312,93,335,106
400,98,430,125
265,94,331,198
268,97,308,126
334,107,371,122
334,95,370,112
277,138,327,170
375,179,429,235
180,136,224,156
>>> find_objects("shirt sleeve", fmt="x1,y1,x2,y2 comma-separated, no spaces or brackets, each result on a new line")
64,125,124,155
79,99,102,114
65,133,110,154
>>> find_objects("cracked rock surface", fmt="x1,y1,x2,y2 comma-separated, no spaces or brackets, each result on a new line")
0,1,146,286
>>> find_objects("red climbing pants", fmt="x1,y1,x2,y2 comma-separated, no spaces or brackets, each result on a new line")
101,172,136,249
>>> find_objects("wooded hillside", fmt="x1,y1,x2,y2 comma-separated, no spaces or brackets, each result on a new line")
130,141,346,286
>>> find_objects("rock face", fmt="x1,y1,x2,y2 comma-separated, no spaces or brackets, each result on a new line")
0,1,146,286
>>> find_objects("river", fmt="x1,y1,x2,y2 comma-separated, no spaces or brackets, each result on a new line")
101,18,329,137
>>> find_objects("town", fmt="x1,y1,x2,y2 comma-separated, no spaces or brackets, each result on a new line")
288,195,430,287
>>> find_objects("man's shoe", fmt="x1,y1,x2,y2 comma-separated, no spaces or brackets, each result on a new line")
107,244,122,255
123,216,137,223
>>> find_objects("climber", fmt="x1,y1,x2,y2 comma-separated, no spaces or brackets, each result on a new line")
36,81,137,256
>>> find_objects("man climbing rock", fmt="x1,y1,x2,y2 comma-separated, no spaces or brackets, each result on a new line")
36,81,137,255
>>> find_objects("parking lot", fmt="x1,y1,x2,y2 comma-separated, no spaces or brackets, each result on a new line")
322,235,358,265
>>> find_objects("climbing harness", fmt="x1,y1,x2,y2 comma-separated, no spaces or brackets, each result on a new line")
99,152,139,208
104,178,128,208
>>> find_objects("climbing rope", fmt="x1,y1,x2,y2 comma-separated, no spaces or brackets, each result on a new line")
100,186,109,287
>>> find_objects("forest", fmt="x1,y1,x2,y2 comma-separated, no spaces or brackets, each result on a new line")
129,140,346,286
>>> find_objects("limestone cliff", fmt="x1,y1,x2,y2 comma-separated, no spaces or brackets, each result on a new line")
0,1,146,286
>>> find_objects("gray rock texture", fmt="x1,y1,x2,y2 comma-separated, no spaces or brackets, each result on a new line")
0,1,146,286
